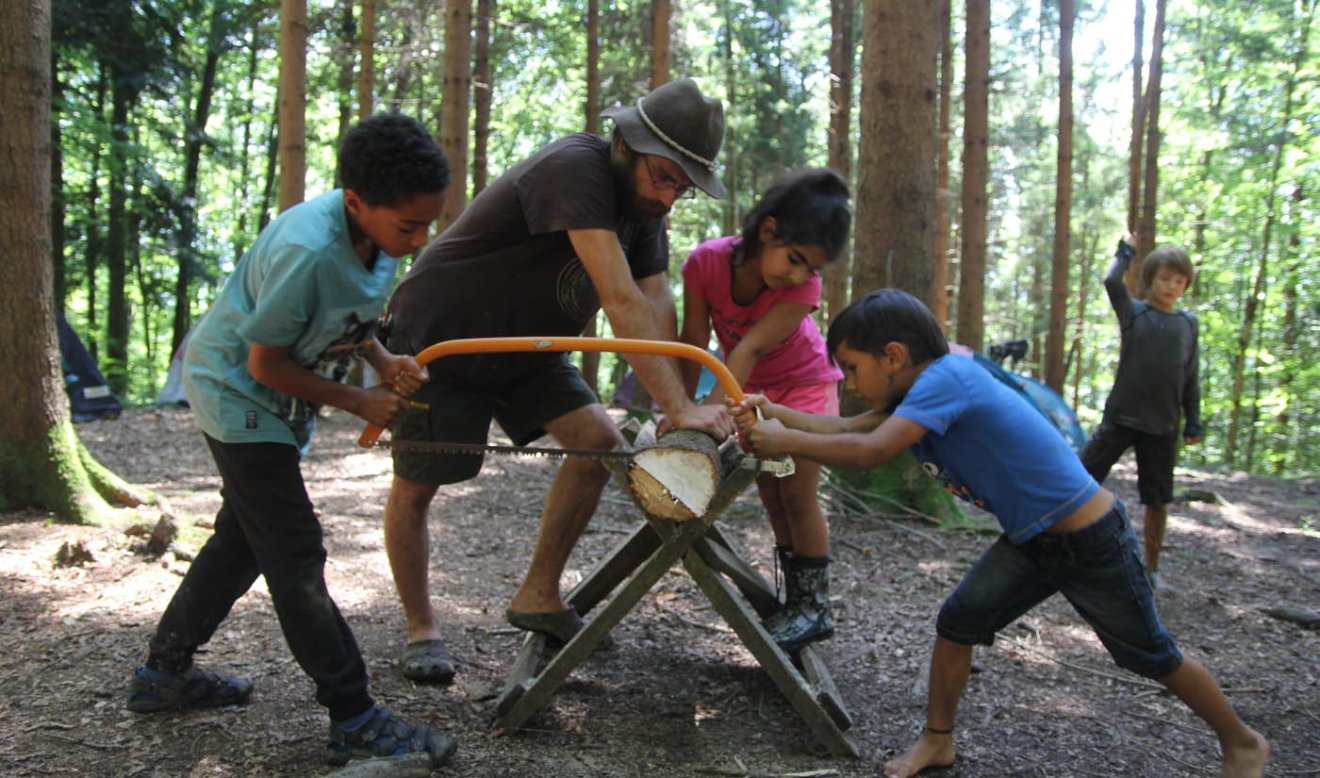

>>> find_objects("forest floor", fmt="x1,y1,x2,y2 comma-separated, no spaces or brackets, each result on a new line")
1,406,1317,778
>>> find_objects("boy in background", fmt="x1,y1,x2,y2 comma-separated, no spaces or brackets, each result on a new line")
1081,234,1202,589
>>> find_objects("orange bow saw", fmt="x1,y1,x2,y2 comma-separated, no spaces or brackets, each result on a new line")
358,336,744,449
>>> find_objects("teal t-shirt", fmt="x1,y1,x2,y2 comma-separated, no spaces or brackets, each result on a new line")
183,190,399,452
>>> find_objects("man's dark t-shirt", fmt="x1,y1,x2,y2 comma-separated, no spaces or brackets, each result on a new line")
387,133,668,384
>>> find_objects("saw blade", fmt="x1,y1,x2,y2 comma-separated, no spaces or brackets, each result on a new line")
369,438,795,476
368,438,636,461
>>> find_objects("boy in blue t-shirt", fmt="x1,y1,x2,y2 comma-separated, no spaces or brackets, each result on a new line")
730,289,1268,778
126,114,458,768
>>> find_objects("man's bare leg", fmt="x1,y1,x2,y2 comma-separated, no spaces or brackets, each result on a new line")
1158,658,1269,777
509,404,622,615
384,476,442,642
884,636,971,778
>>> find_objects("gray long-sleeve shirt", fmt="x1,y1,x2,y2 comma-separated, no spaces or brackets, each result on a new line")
1099,244,1203,438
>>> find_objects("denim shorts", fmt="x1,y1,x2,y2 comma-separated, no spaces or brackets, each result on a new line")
936,500,1183,678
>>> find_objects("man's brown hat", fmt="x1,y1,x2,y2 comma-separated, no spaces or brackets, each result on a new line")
603,78,726,199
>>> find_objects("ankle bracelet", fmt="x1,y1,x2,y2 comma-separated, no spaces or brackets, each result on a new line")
924,725,953,735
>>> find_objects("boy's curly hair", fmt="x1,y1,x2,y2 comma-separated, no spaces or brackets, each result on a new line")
1139,246,1195,297
337,113,450,206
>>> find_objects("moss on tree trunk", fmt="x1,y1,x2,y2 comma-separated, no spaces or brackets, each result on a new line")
0,418,162,524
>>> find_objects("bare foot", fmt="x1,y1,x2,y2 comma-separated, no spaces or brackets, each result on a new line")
1222,728,1269,778
883,732,956,778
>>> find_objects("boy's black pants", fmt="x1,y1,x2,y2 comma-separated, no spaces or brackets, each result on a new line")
146,434,374,721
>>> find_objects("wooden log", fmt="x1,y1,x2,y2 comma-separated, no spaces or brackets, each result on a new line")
627,429,729,521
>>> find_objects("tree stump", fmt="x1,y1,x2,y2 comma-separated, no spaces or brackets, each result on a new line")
627,429,731,521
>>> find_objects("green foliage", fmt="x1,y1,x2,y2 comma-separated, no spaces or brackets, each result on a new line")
44,0,1320,479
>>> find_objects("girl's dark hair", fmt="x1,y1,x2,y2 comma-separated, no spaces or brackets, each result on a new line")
338,113,450,206
826,289,949,364
736,168,851,264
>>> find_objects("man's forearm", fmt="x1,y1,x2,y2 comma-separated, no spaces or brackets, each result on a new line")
603,296,693,416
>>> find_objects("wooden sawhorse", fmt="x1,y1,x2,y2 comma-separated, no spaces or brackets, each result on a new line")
492,454,858,757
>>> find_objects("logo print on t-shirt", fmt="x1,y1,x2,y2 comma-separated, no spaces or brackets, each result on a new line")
556,258,600,322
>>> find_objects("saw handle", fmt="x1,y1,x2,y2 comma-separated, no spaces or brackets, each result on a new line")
359,336,745,448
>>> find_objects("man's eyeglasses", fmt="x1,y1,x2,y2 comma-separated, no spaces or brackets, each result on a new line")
642,155,697,200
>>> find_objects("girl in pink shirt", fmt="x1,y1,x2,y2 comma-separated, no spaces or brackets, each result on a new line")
680,169,850,651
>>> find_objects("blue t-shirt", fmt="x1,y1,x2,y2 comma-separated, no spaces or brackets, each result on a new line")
183,190,399,452
893,354,1099,544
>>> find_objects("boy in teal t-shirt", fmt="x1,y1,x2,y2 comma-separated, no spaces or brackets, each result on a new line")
127,114,458,768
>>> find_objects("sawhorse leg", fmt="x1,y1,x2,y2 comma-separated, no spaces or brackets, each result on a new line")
492,515,712,730
687,535,858,756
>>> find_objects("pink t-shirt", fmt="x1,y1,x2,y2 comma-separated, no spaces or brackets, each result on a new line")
682,236,842,391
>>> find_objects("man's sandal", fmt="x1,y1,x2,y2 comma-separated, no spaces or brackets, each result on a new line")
505,607,614,649
400,638,455,684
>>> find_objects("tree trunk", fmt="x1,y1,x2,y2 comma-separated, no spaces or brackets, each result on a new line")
955,0,989,350
1126,0,1145,236
931,0,952,330
1136,0,1166,256
1226,0,1309,466
278,0,307,212
438,0,472,233
175,5,224,356
854,0,939,303
721,0,738,234
472,0,494,195
824,0,855,325
358,0,375,118
0,0,157,523
85,69,107,360
336,0,357,155
651,0,670,89
50,49,66,312
1044,0,1074,392
105,75,132,396
581,0,601,394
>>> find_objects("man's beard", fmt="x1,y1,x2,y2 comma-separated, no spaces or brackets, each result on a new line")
611,151,670,221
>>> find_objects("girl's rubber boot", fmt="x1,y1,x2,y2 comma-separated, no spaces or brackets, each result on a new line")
765,554,835,652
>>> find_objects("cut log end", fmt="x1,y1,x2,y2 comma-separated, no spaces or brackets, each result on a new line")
626,429,727,520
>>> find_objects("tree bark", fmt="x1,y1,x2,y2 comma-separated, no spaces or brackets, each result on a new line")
175,5,224,356
438,0,472,232
854,0,939,303
0,0,156,523
278,0,307,212
472,0,494,195
1136,0,1166,257
651,0,670,89
581,0,601,393
931,0,952,330
955,0,990,350
824,0,856,324
105,74,131,395
1045,0,1074,392
1126,0,1145,236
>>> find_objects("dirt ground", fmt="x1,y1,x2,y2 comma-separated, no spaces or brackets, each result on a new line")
1,406,1317,778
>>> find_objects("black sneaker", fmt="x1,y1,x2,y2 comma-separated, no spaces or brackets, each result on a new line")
126,665,253,713
326,706,458,767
